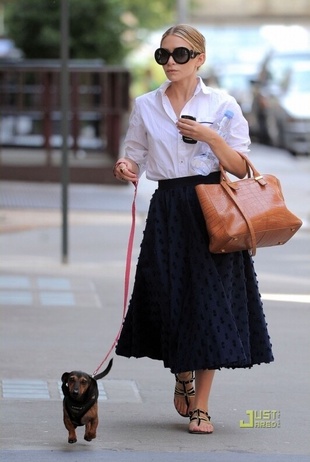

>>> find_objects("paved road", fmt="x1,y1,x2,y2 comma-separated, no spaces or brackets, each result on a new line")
0,144,309,461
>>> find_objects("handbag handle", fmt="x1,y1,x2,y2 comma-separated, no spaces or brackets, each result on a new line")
219,153,267,256
219,152,267,189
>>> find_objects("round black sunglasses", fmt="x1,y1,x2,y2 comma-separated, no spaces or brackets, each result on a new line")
154,47,201,65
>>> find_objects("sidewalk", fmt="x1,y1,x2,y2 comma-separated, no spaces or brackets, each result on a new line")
0,144,309,461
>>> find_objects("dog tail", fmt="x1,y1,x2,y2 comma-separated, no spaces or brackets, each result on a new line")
93,358,113,380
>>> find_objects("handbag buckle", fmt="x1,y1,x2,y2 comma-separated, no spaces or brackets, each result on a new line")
254,175,267,186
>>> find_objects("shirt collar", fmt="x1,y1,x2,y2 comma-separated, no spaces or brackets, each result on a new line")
157,76,212,97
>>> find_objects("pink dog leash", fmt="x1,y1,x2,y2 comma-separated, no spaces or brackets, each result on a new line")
92,180,138,377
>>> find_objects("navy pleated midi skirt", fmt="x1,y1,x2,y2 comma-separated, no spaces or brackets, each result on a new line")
116,173,274,373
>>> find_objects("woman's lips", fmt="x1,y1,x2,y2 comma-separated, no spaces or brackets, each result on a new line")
166,68,178,74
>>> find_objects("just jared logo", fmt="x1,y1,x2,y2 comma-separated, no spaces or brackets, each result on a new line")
240,410,281,428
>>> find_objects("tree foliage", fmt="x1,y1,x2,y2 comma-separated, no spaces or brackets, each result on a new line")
5,0,176,63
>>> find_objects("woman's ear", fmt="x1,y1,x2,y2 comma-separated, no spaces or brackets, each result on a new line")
197,52,206,70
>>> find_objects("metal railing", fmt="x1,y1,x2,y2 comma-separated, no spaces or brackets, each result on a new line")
0,60,130,183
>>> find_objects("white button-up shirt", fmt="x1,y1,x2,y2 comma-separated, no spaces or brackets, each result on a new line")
124,77,250,181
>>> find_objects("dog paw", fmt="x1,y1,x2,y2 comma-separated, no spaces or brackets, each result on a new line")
84,434,96,442
68,438,77,444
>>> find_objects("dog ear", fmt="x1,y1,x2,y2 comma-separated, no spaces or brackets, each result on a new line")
89,375,98,391
61,372,71,397
90,376,97,389
85,375,98,400
61,372,70,385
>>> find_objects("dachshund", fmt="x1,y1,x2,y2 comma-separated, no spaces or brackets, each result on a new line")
61,358,113,444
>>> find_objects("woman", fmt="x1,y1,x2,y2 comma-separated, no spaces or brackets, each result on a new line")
113,24,273,434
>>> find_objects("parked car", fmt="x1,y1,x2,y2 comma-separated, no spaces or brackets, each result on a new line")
261,61,310,156
249,49,310,148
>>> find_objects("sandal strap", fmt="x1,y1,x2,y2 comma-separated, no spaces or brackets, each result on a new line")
174,386,195,398
189,409,211,426
174,372,195,419
175,372,195,399
175,372,195,386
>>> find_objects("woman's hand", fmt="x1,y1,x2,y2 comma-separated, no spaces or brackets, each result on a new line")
176,117,210,143
113,157,139,183
176,118,247,178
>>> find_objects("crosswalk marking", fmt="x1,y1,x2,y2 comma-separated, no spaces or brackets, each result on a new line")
1,379,142,403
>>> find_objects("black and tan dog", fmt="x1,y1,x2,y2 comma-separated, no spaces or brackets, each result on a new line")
61,358,113,444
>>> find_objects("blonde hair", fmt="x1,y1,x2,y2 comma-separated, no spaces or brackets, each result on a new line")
161,24,206,55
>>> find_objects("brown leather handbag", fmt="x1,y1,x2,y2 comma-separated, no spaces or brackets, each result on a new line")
195,154,303,256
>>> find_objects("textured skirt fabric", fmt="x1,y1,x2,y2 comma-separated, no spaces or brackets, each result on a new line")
116,174,274,374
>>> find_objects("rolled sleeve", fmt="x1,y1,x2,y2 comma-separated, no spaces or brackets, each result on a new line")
124,102,148,177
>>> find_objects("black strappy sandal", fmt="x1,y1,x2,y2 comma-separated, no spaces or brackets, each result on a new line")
189,409,213,434
174,371,195,418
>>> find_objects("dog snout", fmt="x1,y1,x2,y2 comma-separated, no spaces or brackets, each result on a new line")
72,386,80,396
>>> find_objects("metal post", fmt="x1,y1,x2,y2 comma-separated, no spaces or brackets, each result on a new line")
177,0,188,23
60,0,69,263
